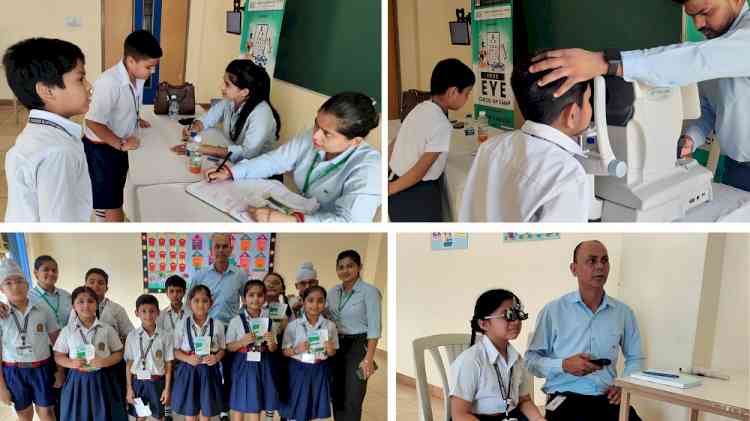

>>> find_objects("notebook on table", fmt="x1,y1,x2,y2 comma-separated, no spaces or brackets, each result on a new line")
630,371,703,389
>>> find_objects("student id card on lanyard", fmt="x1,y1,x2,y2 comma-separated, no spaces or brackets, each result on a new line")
75,325,99,363
494,362,515,421
301,148,357,197
129,83,141,134
136,333,157,380
11,308,33,357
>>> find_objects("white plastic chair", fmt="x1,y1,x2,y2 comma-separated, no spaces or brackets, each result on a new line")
413,333,472,421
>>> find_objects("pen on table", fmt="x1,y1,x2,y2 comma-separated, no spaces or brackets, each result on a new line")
209,151,232,183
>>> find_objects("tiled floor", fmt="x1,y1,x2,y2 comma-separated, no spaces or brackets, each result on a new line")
0,104,27,220
0,352,388,421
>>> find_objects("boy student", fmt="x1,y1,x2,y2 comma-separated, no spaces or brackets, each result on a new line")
125,294,174,421
156,275,186,336
458,59,592,222
0,257,63,421
2,38,93,222
84,29,162,222
388,58,475,222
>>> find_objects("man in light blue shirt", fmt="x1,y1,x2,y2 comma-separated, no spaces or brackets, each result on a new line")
525,240,644,421
529,0,750,191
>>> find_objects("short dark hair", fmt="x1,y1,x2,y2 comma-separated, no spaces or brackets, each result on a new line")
124,30,163,61
243,280,266,298
319,92,380,139
336,249,362,267
165,275,187,291
430,58,475,96
187,284,213,303
301,285,327,300
136,294,159,310
85,268,109,284
511,58,590,125
33,255,57,271
2,38,85,110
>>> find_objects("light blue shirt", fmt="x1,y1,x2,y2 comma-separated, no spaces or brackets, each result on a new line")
190,265,248,325
326,279,382,340
230,129,382,223
0,302,59,362
29,285,72,328
621,3,750,162
198,99,277,163
524,291,644,396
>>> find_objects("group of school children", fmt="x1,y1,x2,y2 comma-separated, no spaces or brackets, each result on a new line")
3,29,381,223
0,254,343,421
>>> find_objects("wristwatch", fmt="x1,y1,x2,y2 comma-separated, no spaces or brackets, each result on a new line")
603,49,622,76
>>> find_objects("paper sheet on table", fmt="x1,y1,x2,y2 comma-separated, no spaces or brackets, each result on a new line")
186,179,319,222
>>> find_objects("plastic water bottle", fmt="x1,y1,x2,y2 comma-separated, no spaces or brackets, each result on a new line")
168,94,179,120
463,114,476,138
188,134,202,174
477,111,489,143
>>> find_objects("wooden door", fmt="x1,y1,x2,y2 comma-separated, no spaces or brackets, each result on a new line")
102,0,134,71
388,0,402,120
159,0,190,85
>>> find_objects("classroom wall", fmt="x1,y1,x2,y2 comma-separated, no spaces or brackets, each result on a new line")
23,232,387,351
396,0,474,120
0,0,103,101
184,0,382,151
396,233,748,419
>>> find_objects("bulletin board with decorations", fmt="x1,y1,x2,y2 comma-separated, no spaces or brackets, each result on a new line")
141,233,276,293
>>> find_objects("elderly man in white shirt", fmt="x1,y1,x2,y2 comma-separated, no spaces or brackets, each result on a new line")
459,61,593,222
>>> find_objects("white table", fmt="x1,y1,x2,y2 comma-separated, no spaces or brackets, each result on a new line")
134,183,234,222
616,374,749,420
123,106,230,221
443,128,750,222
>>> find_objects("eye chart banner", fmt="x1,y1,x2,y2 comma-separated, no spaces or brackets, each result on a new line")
240,0,287,77
142,233,276,293
472,0,514,129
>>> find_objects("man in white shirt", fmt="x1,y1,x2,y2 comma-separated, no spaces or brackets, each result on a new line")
3,38,93,222
459,60,592,222
529,0,750,191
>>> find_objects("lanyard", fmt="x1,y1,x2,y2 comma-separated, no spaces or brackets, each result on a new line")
77,324,100,345
28,117,77,140
302,148,357,195
99,299,108,317
168,308,183,331
10,307,33,347
494,362,513,416
338,288,355,313
34,287,61,324
139,332,157,370
128,83,140,130
521,129,579,157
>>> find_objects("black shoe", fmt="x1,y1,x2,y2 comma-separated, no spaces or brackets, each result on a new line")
221,415,230,421
164,417,173,421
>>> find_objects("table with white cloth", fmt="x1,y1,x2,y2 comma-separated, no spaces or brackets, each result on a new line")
438,126,750,222
123,106,233,221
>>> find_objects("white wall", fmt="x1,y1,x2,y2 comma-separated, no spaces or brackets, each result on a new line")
396,233,749,420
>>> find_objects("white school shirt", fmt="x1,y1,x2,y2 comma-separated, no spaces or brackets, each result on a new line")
0,302,59,363
459,121,590,222
67,297,135,339
449,335,533,415
226,308,280,345
230,129,382,223
198,99,277,163
156,305,186,336
173,316,226,354
84,60,144,142
282,314,339,363
53,319,123,368
5,109,92,222
29,285,73,329
389,101,452,181
124,327,174,376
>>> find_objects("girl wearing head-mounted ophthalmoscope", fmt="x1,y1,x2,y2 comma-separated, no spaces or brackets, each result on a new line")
449,289,546,421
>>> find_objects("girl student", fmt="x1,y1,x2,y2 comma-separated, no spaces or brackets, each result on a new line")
449,289,547,421
261,271,294,421
171,285,226,421
172,59,281,167
281,285,338,421
53,286,127,421
226,280,281,421
206,92,381,223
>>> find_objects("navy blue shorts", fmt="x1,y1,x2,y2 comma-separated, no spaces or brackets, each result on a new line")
83,136,129,209
2,361,55,410
128,377,166,418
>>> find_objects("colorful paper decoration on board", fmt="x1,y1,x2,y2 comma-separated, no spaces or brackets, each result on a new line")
503,233,560,242
431,233,470,251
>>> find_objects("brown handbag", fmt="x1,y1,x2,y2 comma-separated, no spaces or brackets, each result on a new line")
154,81,196,115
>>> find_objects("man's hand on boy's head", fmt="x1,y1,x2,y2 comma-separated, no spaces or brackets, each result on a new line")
530,49,611,98
138,118,151,128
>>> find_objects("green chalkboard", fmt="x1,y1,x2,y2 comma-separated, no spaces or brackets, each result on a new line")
515,0,683,59
274,0,381,108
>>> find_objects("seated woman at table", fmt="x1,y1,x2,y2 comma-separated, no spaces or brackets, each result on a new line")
171,59,281,165
205,91,381,223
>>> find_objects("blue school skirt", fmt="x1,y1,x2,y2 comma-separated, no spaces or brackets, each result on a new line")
2,360,55,410
60,369,128,421
171,361,224,417
281,358,332,421
128,376,166,418
229,350,280,413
